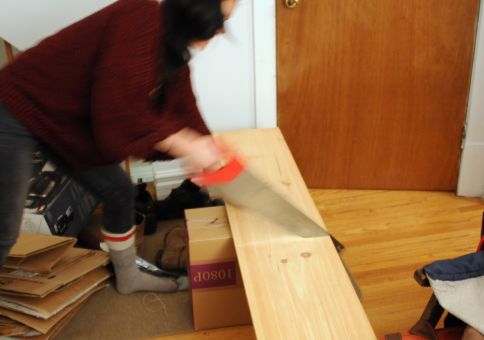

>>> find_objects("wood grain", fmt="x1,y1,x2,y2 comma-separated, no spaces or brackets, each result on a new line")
277,0,480,190
215,128,375,340
310,189,484,337
152,189,483,340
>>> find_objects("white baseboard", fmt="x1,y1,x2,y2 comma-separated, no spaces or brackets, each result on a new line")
129,162,154,183
457,142,484,198
152,160,186,199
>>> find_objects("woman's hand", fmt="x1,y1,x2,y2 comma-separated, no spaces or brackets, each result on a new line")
154,128,225,174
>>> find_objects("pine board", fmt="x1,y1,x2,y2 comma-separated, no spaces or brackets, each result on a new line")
216,128,375,340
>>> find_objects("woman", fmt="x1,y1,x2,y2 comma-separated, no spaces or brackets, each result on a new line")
0,0,237,294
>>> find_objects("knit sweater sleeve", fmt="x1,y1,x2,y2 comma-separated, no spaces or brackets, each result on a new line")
90,0,210,163
140,65,211,162
173,66,211,136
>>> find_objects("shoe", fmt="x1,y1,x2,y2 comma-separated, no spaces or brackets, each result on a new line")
155,226,188,275
154,179,223,220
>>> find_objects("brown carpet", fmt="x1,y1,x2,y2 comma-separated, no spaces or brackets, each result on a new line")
56,219,193,340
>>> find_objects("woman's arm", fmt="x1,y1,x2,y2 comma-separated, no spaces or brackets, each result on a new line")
154,128,222,173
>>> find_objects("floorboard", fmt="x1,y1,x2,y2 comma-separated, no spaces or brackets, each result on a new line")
153,190,484,339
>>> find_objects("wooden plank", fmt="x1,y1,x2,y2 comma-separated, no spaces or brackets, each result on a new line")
149,190,484,340
151,325,256,340
215,128,375,339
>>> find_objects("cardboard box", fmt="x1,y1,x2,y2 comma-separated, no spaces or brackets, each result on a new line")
185,206,251,330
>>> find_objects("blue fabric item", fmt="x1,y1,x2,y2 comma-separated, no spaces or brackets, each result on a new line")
424,251,484,282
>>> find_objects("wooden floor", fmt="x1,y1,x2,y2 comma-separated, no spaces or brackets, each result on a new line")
154,189,484,340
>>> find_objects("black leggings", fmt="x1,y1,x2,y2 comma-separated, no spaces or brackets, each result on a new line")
0,103,134,264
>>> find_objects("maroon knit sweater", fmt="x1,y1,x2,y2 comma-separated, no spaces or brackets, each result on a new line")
0,0,210,170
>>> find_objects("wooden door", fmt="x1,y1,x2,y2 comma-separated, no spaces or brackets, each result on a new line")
277,0,480,190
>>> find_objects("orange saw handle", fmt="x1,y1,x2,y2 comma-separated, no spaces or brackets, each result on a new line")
191,156,245,187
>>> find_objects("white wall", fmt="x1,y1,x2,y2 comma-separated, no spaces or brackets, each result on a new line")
0,0,274,133
190,0,256,131
2,0,480,194
457,2,484,198
0,0,276,184
189,0,277,131
0,0,116,51
252,0,277,128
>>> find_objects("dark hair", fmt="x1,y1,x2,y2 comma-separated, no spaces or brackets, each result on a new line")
153,0,225,106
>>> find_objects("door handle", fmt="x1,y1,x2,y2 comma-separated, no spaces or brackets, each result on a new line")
285,0,300,9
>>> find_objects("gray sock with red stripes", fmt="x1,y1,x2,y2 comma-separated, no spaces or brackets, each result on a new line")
102,227,183,294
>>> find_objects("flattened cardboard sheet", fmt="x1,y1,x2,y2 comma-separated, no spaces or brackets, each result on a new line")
0,267,111,319
0,315,31,337
5,233,76,273
0,284,107,334
0,248,109,297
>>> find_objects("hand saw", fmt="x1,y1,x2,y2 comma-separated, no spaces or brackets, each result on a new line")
191,155,362,297
191,156,327,238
